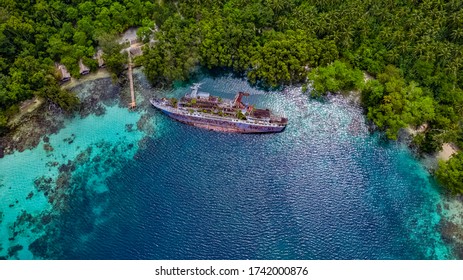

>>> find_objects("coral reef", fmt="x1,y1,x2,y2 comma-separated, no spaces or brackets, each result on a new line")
0,70,158,259
7,244,23,259
136,113,155,135
440,219,463,259
0,104,65,156
438,195,463,259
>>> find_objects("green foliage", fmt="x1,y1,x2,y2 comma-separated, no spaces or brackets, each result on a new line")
308,60,363,95
82,57,98,72
0,0,154,113
348,41,387,75
98,33,126,77
361,80,384,108
137,25,153,44
170,98,178,108
247,31,336,87
236,110,247,120
413,131,442,154
436,152,463,194
366,66,436,139
37,75,80,111
0,111,7,130
139,15,199,85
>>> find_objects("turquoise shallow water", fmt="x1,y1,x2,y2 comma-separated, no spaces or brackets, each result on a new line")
0,73,454,259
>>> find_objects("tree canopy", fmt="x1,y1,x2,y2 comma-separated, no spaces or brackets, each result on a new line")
308,61,363,95
436,153,463,194
0,0,155,130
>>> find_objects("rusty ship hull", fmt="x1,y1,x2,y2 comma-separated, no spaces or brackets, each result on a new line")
150,84,287,134
163,108,285,133
150,99,286,133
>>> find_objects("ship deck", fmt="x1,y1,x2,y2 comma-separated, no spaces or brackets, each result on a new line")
150,99,287,128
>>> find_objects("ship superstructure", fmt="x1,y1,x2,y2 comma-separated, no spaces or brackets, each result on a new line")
150,84,287,133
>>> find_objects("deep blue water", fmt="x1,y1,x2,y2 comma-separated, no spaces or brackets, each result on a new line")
0,75,451,259
62,125,444,259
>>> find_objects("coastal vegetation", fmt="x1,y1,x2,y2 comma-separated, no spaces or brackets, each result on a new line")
436,153,463,194
307,61,363,96
0,0,462,193
98,34,127,80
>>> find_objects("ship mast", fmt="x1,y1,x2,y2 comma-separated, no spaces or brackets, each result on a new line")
233,92,250,108
190,83,202,98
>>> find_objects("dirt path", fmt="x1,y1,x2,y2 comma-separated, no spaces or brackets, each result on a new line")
62,68,112,90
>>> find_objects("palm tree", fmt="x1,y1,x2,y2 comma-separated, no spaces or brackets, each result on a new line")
398,42,410,55
386,50,400,64
437,44,452,64
446,57,462,89
414,43,427,57
422,51,435,63
408,29,419,42
451,29,463,42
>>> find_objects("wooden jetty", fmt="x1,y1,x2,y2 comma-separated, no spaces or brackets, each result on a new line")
128,53,136,109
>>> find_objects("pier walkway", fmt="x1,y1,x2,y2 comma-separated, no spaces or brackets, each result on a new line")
128,53,136,109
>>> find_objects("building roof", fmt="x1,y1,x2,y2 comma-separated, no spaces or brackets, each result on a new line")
94,49,105,67
119,27,139,44
197,92,210,99
129,46,143,57
79,59,90,74
56,63,71,80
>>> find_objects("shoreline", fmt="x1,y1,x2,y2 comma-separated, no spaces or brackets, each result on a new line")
62,68,112,90
402,125,459,171
0,68,119,158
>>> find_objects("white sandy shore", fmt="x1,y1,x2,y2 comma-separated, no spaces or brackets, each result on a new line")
405,123,428,136
402,123,459,171
437,143,459,161
6,69,113,128
419,142,459,172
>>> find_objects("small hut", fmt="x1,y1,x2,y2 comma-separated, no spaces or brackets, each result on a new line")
95,49,105,68
79,59,90,75
56,63,71,82
119,28,139,45
129,46,143,57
